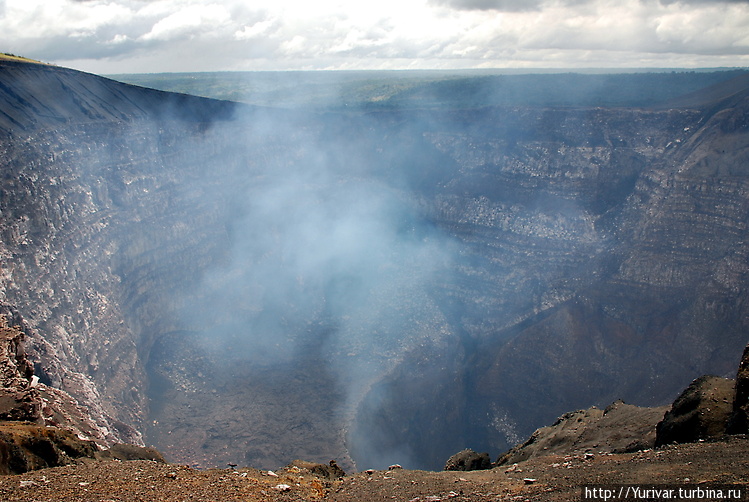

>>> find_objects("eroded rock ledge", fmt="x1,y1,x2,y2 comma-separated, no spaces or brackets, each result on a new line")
0,315,161,473
472,341,749,470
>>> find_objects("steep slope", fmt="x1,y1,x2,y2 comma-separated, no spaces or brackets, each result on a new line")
0,59,236,133
351,82,749,468
1,60,749,471
0,59,246,446
495,400,670,466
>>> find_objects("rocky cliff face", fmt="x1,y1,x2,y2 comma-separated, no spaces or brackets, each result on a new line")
0,316,42,423
1,60,748,470
0,60,245,447
351,90,749,467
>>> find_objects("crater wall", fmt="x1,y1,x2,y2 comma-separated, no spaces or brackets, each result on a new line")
2,60,749,470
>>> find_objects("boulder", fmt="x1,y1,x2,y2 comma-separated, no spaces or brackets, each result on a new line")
444,449,492,471
655,375,734,447
0,318,42,423
288,459,345,479
0,421,98,474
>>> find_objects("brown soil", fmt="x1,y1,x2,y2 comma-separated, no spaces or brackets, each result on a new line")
1,436,747,501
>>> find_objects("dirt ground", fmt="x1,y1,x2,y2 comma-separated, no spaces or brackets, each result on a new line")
1,436,747,502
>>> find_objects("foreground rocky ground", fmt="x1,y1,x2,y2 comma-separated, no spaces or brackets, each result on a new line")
0,435,746,502
3,316,748,500
2,319,749,500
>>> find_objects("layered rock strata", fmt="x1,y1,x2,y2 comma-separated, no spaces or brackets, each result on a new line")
1,60,749,470
0,316,41,422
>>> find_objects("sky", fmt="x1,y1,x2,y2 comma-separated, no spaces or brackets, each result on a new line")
1,0,749,74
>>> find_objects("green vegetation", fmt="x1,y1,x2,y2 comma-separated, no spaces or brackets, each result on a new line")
0,52,44,64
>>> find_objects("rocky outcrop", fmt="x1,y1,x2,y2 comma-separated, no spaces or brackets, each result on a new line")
0,317,42,422
288,459,346,479
495,400,669,466
0,313,166,474
655,375,734,446
0,421,98,474
444,449,491,471
490,343,748,466
727,343,749,434
0,422,171,474
0,313,130,447
0,320,167,474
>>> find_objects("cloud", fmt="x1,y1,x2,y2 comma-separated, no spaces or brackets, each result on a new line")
431,0,543,12
140,3,230,41
234,19,277,41
1,0,748,72
428,0,587,11
2,0,133,39
429,0,543,11
659,0,749,3
431,0,749,10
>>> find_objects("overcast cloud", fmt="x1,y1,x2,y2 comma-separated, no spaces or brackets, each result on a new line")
1,0,748,73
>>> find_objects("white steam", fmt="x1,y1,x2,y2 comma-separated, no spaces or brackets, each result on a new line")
179,115,457,448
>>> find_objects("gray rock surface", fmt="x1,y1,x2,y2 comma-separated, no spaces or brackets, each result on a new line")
444,449,491,471
288,459,346,479
655,375,735,446
2,59,749,470
496,400,670,465
0,317,41,423
0,421,99,474
728,343,749,433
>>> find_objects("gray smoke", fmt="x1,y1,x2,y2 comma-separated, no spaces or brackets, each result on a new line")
173,112,458,464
